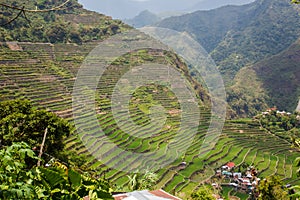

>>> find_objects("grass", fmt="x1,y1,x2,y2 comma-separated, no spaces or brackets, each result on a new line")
221,186,232,200
231,190,249,200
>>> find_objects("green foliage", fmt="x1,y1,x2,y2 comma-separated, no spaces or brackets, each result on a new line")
290,138,300,198
295,157,300,177
241,40,300,114
259,111,299,131
0,0,129,44
45,21,70,43
211,0,300,82
127,170,158,191
0,142,41,199
191,185,215,200
226,66,270,117
0,99,72,158
158,0,300,81
158,0,300,117
258,176,289,200
0,142,113,200
256,110,300,143
291,185,300,198
39,163,113,200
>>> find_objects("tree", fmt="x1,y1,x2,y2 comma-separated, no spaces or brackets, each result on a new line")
127,174,139,191
139,170,159,190
0,99,72,159
0,0,73,26
289,155,300,198
191,185,215,200
127,170,158,191
258,176,289,200
45,22,70,43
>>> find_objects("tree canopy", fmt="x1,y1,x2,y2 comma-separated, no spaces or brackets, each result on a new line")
191,185,216,200
0,0,126,43
258,176,289,200
0,100,113,199
0,99,72,158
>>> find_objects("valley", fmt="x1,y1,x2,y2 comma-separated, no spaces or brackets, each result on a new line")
0,0,300,199
156,0,300,116
0,38,299,199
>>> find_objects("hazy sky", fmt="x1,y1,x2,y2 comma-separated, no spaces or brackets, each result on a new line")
78,0,255,19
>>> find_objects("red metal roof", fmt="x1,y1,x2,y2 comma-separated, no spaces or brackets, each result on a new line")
150,189,182,200
227,162,235,168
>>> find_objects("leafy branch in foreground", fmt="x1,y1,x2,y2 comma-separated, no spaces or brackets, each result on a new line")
291,0,300,4
0,142,40,199
0,0,72,26
0,0,71,13
0,142,114,200
39,161,113,200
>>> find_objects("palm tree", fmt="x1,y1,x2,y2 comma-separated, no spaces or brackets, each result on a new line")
127,170,158,191
127,174,139,191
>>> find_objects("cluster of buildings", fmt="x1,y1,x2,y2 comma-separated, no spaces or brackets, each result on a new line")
215,162,260,195
261,107,292,116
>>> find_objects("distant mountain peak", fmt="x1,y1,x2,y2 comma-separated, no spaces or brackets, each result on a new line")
78,0,255,19
124,9,161,28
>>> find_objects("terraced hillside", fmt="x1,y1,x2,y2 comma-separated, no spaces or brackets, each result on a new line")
1,1,299,197
65,115,300,198
163,119,300,197
1,38,299,198
0,41,95,119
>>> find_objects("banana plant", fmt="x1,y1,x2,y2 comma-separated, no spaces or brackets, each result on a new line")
0,142,113,200
39,161,113,200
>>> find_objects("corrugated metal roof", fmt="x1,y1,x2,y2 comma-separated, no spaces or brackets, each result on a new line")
113,189,181,200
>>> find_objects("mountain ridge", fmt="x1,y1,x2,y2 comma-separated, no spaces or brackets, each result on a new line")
124,9,161,28
78,0,255,19
156,0,300,116
187,0,255,12
228,37,300,116
156,1,260,52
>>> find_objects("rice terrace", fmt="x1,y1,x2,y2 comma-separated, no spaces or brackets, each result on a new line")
1,39,299,198
0,0,300,199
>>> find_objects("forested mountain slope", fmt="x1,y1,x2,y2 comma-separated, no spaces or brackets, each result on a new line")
157,0,300,80
228,38,300,116
0,0,130,43
157,0,300,116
